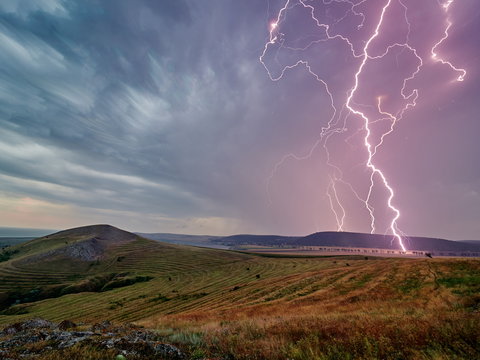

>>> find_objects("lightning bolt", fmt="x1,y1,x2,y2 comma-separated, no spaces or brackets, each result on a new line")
260,0,466,251
346,0,405,249
432,1,466,82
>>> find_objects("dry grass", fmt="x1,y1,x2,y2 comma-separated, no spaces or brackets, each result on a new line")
181,312,478,359
137,258,479,359
0,237,478,359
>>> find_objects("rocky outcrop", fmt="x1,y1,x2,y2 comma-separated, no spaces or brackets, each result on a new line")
2,318,55,335
20,237,105,263
0,318,185,359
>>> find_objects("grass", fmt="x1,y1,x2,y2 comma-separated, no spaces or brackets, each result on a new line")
0,230,479,358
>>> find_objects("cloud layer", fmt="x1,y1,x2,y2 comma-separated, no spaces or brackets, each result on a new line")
0,0,479,239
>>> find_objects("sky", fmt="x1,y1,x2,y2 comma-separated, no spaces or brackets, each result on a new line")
0,0,479,240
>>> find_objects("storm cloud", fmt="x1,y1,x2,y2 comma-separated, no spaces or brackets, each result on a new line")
0,0,479,239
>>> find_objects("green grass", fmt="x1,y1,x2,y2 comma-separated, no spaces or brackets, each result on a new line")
438,275,480,288
1,241,478,325
0,227,479,359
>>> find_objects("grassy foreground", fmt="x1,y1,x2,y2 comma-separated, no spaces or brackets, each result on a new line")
0,233,479,359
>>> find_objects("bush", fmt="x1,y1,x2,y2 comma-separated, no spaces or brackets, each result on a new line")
101,275,153,292
0,249,19,262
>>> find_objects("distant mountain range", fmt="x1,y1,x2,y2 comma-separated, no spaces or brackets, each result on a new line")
0,227,58,248
0,227,57,237
140,231,480,253
460,240,480,246
4,226,480,254
0,237,35,248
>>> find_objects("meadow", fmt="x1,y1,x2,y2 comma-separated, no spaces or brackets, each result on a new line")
0,233,479,359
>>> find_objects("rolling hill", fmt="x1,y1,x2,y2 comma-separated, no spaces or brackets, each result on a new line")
0,225,479,359
0,224,254,316
213,231,480,252
461,240,480,246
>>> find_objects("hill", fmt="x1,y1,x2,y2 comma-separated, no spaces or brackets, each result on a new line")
0,224,251,314
298,232,480,252
216,234,298,247
0,225,479,359
461,240,480,246
0,224,144,273
214,231,480,252
12,224,139,262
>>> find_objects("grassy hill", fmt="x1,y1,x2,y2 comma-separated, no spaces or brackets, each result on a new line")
0,225,479,359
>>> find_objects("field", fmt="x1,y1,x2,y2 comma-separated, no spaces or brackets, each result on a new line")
0,231,479,359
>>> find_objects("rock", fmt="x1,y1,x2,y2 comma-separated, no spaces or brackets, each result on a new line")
58,336,89,349
57,332,92,348
1,332,48,348
1,318,54,335
2,322,23,335
58,319,77,331
92,320,113,332
71,331,94,337
0,319,184,359
104,338,119,348
154,343,185,359
21,318,55,330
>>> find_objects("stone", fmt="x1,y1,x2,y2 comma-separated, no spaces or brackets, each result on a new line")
58,319,77,331
92,320,113,332
154,343,185,359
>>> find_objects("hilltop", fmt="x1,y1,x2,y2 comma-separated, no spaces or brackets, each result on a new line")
13,224,139,263
0,224,251,314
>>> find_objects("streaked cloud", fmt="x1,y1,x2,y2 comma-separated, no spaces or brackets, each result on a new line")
0,0,479,239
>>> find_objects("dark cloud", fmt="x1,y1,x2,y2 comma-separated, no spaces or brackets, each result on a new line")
0,0,479,238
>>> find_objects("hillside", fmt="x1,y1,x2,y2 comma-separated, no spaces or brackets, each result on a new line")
216,234,298,247
137,232,225,249
0,225,479,359
461,240,480,246
0,225,248,312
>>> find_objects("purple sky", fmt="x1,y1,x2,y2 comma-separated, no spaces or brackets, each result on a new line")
0,0,479,240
